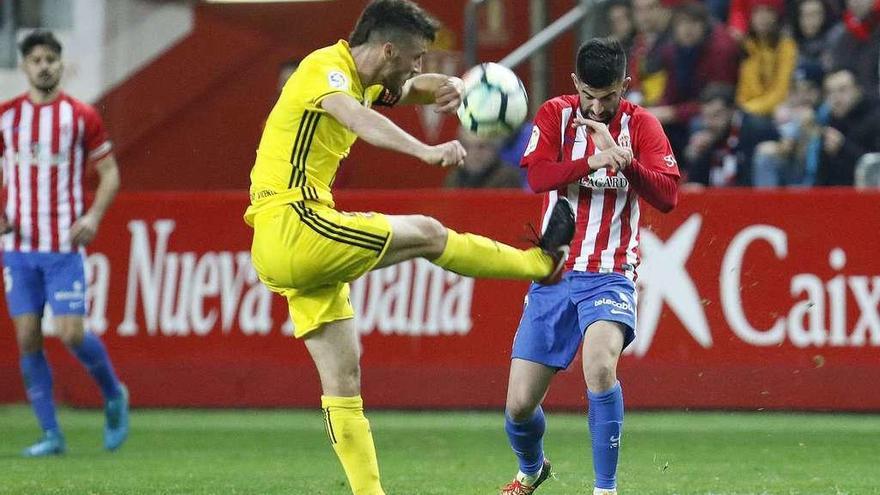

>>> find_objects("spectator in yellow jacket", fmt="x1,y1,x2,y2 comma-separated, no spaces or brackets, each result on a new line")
736,0,799,116
735,0,799,184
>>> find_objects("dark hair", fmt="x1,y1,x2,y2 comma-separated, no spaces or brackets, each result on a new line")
792,0,834,42
699,83,736,106
672,1,711,27
606,0,633,14
575,37,627,88
349,0,438,47
746,3,783,46
19,30,62,58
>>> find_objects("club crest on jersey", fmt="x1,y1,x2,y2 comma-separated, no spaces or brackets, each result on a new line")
617,133,631,149
327,71,349,90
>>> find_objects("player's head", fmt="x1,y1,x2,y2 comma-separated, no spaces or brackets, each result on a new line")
572,37,630,123
19,30,64,94
349,0,438,93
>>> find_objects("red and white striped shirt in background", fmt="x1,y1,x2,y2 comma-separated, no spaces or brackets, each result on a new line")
0,92,112,253
522,96,680,281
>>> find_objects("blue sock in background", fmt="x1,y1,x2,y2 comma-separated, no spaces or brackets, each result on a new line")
587,381,624,490
20,351,60,433
69,332,121,400
505,406,546,476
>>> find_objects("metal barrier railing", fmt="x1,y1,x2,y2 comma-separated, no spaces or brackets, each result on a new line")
1,0,16,68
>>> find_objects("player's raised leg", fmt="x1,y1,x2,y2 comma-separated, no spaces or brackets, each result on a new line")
583,321,626,495
501,359,556,495
304,318,384,495
375,198,575,284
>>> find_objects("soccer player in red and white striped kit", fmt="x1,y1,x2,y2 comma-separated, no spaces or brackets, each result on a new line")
0,31,128,456
499,38,680,495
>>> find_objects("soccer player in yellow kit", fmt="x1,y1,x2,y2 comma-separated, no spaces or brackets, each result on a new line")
244,1,575,493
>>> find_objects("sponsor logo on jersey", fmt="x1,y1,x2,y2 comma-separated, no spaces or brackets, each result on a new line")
579,174,630,189
524,126,540,156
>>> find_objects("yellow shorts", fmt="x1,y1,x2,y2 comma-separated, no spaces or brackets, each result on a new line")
250,201,392,338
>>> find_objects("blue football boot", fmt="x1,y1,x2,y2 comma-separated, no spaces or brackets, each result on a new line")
22,430,65,457
104,384,129,451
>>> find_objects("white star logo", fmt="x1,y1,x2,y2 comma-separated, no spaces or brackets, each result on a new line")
628,214,712,357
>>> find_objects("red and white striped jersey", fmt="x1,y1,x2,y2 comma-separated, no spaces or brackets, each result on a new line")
0,92,112,253
522,95,679,280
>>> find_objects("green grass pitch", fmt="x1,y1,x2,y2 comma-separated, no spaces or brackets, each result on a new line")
1,406,879,494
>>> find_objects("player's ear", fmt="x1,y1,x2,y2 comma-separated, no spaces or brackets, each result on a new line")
382,42,395,61
621,76,631,93
570,73,580,90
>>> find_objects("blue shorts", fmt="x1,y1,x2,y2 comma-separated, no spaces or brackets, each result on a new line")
2,251,87,317
512,271,637,370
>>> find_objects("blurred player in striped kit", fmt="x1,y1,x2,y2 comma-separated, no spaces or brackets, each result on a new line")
0,31,128,457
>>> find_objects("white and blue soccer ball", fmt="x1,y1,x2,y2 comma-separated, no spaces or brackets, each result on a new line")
457,62,528,138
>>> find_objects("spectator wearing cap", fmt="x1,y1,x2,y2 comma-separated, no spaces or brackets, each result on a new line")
683,84,742,186
752,61,829,186
818,68,880,185
647,1,741,159
825,0,880,96
793,0,837,66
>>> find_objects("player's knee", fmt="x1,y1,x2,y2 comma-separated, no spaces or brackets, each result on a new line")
15,330,42,354
58,327,85,348
505,395,540,422
415,216,447,257
585,360,617,391
331,365,361,396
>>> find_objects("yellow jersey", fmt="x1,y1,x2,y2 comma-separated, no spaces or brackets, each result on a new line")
244,40,396,225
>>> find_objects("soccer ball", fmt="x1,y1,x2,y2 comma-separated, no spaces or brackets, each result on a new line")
457,62,528,138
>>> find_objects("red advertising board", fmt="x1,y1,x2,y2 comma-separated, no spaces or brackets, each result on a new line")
0,189,878,411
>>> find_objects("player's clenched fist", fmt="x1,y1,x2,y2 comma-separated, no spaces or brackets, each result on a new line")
434,76,464,114
587,145,632,172
421,140,466,167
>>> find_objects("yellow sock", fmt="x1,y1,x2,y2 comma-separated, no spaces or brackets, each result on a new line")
321,395,385,495
431,229,553,281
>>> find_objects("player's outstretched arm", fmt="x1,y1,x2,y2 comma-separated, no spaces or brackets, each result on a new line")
322,92,465,167
71,154,120,246
398,74,463,113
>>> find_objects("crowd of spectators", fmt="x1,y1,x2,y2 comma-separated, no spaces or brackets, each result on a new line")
609,0,880,187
